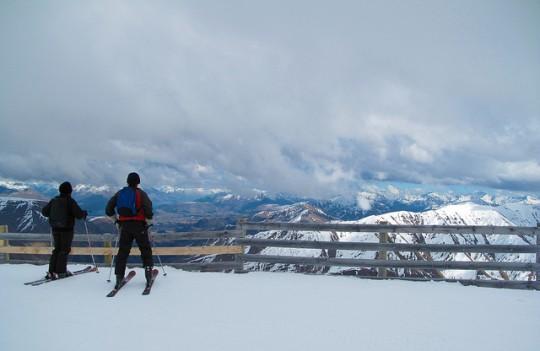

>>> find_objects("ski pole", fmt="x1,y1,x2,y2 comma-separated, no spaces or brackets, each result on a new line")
148,225,167,276
83,219,99,272
156,248,167,276
107,224,120,282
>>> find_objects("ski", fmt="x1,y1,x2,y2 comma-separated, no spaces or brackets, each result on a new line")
25,266,97,286
142,269,159,295
106,270,136,297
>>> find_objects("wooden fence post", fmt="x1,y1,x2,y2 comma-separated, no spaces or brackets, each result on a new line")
377,221,388,278
0,225,8,263
234,219,247,273
104,233,113,266
536,226,540,283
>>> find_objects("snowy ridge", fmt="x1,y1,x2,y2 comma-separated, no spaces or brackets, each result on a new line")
252,203,331,223
248,202,539,280
3,178,540,226
0,196,48,232
155,186,228,195
73,184,112,193
0,196,115,234
0,180,30,192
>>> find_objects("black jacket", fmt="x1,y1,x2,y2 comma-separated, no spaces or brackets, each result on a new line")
105,187,153,220
42,194,86,231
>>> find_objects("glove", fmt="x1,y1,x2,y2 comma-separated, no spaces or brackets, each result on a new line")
82,210,88,219
146,219,153,226
108,215,118,223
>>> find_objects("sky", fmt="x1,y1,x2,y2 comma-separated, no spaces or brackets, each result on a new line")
0,0,539,197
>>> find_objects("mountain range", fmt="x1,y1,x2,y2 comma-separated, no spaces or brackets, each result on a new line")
246,202,539,280
2,179,539,234
1,180,539,281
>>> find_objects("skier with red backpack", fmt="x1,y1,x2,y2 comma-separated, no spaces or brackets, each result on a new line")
105,172,154,289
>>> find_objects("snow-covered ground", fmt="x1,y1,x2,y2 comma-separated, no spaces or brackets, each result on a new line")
1,264,539,351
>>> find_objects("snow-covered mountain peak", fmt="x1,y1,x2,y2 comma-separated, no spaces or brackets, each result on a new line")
0,196,47,232
524,196,540,205
356,202,514,226
155,186,228,195
0,180,30,192
73,184,112,194
253,203,331,223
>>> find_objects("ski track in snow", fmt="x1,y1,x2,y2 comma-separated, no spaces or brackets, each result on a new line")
1,264,539,351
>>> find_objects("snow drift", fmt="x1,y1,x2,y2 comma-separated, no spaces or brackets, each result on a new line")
1,264,539,351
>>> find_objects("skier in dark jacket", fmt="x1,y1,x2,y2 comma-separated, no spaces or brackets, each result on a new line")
105,172,154,289
42,181,88,279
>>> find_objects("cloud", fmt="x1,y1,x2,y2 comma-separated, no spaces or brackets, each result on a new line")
0,0,539,195
387,185,400,197
356,191,376,211
400,143,434,164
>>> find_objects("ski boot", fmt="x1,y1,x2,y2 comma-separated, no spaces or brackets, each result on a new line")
144,266,154,288
57,270,73,278
115,274,124,289
45,272,58,280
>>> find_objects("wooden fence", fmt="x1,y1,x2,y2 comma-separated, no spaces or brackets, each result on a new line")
0,229,244,271
1,221,539,290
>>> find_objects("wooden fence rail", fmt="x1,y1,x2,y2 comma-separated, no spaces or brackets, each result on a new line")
235,238,537,253
0,246,243,256
240,254,539,271
0,230,240,242
1,221,539,290
0,229,243,271
241,222,540,235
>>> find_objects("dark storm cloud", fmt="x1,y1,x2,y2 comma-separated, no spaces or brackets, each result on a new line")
0,0,539,195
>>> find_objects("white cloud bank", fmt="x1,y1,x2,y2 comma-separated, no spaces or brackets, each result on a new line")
0,0,539,195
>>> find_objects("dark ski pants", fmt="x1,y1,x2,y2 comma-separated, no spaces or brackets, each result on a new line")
48,230,74,274
114,221,153,277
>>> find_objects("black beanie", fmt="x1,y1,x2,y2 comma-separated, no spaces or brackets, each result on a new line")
127,172,140,187
59,181,73,194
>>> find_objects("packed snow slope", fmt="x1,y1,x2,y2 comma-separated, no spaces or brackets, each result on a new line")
1,264,539,351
